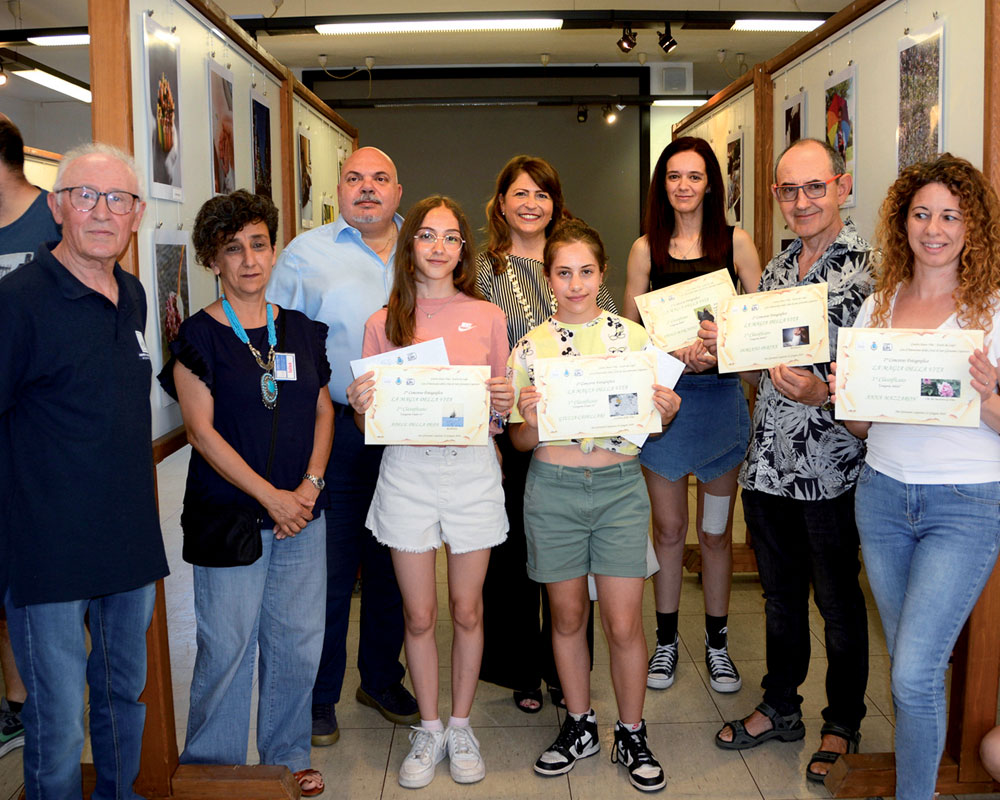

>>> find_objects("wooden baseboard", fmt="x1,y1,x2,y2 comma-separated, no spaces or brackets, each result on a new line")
825,752,999,797
683,543,757,574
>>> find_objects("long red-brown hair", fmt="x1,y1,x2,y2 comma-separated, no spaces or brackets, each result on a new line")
386,196,481,346
871,153,1000,334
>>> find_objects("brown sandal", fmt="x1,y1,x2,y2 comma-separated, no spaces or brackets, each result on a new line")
294,768,325,797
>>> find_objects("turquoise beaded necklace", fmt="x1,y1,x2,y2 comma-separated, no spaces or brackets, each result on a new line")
221,296,278,409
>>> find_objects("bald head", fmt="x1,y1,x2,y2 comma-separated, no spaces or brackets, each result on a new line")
337,146,402,232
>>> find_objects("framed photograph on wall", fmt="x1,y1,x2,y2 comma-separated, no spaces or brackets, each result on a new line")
321,196,337,225
897,21,944,172
251,89,272,199
824,65,857,208
143,14,182,202
298,130,314,229
782,92,806,150
208,61,236,196
726,130,743,225
153,228,191,407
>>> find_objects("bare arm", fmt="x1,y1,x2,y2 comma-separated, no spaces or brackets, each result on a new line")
173,361,314,536
732,227,762,294
508,386,541,451
972,348,1000,434
622,236,651,323
825,362,871,439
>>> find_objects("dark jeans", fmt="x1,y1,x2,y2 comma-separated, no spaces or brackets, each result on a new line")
742,488,868,731
480,432,594,692
312,403,405,705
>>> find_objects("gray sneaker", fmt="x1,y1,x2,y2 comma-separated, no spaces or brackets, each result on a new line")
0,698,25,759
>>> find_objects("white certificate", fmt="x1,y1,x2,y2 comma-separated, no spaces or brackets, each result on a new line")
533,352,662,442
716,282,830,373
365,364,490,445
835,328,983,427
634,268,737,352
350,337,449,379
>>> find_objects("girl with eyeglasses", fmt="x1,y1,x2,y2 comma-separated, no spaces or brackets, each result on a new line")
346,195,513,790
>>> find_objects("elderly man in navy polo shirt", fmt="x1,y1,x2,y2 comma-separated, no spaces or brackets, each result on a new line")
0,143,168,800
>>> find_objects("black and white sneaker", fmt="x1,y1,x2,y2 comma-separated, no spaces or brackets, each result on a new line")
647,633,678,689
705,627,742,693
612,721,666,792
534,709,600,776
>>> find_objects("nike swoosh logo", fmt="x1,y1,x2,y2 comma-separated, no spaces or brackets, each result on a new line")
458,322,475,332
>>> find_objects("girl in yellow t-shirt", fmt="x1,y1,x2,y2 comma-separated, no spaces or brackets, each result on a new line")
507,219,680,793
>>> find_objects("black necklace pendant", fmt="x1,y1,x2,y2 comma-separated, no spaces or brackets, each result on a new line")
261,372,278,409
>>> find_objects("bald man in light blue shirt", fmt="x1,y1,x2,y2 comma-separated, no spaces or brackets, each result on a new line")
268,147,419,745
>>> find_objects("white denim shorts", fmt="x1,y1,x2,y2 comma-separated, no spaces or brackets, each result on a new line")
366,444,509,554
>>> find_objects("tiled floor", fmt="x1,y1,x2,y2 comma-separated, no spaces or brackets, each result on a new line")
0,445,996,800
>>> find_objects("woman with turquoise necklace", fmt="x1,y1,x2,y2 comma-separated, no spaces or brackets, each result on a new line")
158,190,333,797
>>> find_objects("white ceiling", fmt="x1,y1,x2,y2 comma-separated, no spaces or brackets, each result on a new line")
0,0,853,104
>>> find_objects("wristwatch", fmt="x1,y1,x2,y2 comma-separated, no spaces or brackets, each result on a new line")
303,473,326,490
820,391,835,412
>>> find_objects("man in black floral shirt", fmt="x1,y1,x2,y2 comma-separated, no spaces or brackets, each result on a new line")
710,139,874,780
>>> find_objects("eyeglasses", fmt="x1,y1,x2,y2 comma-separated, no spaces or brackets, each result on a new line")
57,185,141,215
771,174,843,203
413,230,464,251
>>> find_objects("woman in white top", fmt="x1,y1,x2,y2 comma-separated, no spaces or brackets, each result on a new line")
828,153,1000,800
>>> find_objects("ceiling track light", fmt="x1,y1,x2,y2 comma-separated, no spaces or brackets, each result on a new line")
602,104,617,124
657,23,678,55
616,25,637,54
576,105,587,123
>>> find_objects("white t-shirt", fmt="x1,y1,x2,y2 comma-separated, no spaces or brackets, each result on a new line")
854,292,1000,484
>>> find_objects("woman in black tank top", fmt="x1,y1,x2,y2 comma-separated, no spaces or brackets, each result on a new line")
623,137,760,697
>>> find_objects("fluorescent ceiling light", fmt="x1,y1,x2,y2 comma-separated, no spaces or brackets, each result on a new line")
731,19,824,32
652,98,707,107
315,18,563,34
11,69,91,103
26,34,90,46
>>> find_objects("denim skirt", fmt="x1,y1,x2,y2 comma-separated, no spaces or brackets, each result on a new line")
639,373,750,482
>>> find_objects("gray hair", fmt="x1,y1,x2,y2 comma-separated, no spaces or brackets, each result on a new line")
53,142,143,200
774,137,846,183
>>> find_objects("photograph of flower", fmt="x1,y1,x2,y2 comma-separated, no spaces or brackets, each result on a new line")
298,131,313,229
143,15,182,202
782,92,806,150
251,90,272,199
921,377,960,398
898,22,944,172
824,65,857,207
726,131,743,225
153,228,191,405
208,61,235,196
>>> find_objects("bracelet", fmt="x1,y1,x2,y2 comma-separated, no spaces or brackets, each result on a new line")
489,408,509,429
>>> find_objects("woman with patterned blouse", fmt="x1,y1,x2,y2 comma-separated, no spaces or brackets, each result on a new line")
475,156,615,713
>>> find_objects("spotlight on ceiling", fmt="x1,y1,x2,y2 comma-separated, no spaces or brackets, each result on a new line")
657,23,678,55
602,104,617,124
0,64,7,87
576,105,588,123
616,25,637,54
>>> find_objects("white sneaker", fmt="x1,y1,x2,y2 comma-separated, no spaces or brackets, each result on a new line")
446,724,486,784
398,726,446,788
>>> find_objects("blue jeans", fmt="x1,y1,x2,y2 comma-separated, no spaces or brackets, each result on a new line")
856,465,1000,800
313,404,405,704
5,582,156,800
181,515,326,771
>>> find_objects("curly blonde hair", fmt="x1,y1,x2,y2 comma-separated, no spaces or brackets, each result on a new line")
872,153,1000,333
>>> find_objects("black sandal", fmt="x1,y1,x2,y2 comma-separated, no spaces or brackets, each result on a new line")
547,684,567,710
715,702,806,750
806,723,860,782
512,688,543,714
